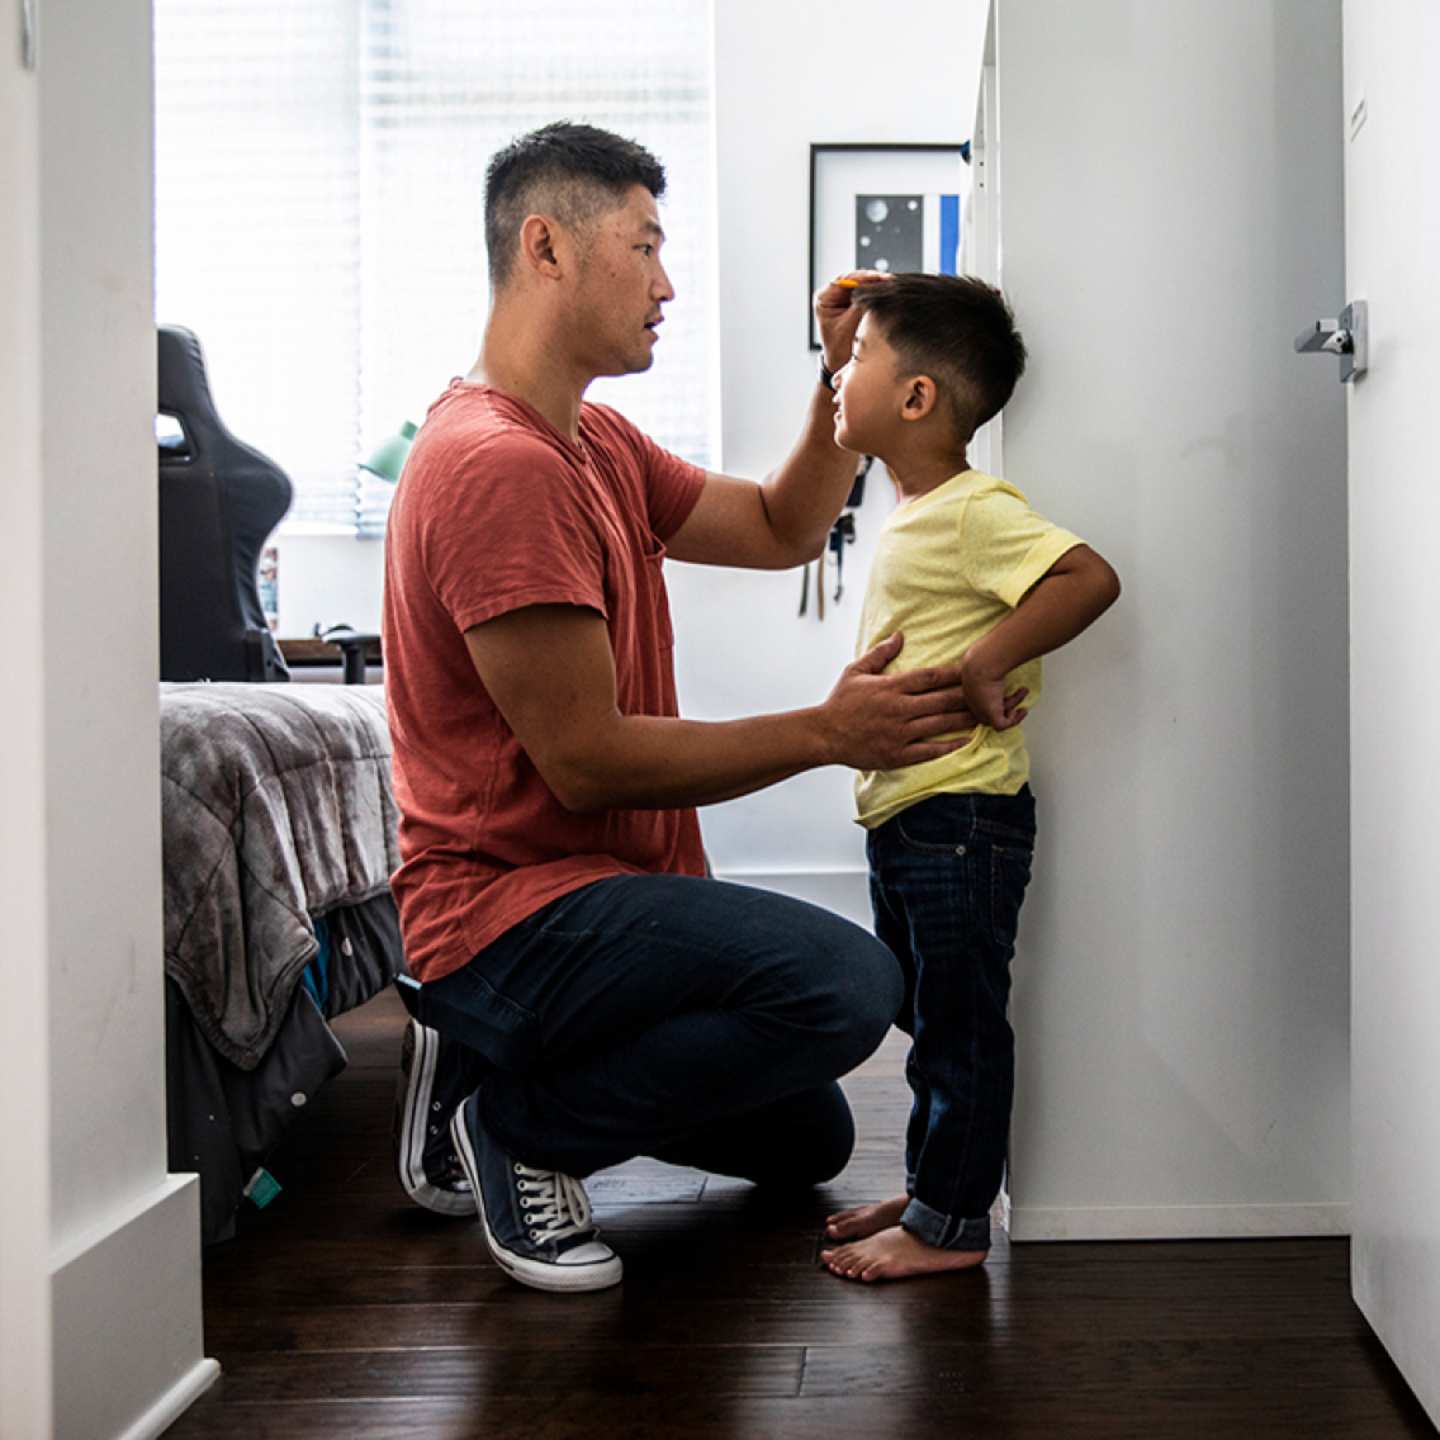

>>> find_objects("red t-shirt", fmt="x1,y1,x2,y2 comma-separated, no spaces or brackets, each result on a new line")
382,382,708,982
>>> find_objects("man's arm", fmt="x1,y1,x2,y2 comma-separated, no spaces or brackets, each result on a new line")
959,544,1122,729
465,605,979,814
665,272,889,571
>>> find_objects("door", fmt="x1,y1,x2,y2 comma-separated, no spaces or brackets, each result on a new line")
1344,1,1440,1422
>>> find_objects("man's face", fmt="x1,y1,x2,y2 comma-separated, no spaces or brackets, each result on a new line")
832,313,904,454
569,184,675,378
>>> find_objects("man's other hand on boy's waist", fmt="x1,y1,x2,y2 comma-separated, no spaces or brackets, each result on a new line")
817,632,1023,773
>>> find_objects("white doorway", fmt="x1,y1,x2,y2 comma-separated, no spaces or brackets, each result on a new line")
1344,0,1440,1422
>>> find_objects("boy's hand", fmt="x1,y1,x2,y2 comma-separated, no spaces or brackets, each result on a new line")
814,270,892,371
959,654,1030,732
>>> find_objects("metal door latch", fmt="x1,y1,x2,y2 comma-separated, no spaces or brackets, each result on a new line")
1295,300,1367,382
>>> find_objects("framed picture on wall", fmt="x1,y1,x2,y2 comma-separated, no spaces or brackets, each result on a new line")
808,143,969,351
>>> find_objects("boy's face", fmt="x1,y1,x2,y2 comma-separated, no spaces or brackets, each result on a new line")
832,313,908,456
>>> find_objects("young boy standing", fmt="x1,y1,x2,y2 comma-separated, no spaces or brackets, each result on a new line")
819,275,1120,1283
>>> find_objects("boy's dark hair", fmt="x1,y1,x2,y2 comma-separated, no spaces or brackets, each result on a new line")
484,121,667,288
852,274,1027,441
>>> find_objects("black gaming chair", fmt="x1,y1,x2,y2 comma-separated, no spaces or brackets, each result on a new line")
157,325,292,683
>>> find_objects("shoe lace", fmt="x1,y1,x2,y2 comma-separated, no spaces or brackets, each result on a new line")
515,1164,594,1244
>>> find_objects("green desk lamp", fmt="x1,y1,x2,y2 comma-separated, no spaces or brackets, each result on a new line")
359,420,419,484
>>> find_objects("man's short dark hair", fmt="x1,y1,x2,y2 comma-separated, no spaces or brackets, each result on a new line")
484,121,667,288
853,274,1027,441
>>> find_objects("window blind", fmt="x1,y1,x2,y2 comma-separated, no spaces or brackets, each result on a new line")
156,0,717,538
154,0,363,533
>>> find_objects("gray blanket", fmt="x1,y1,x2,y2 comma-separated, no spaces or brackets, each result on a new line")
160,682,400,1069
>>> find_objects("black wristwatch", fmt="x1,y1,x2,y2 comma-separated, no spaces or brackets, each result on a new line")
819,358,838,392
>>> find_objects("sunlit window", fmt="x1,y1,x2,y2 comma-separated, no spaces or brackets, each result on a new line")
155,0,718,536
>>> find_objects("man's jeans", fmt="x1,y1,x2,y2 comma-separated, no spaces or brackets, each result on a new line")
423,874,904,1183
866,788,1037,1251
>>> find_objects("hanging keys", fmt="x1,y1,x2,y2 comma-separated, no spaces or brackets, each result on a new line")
798,462,865,621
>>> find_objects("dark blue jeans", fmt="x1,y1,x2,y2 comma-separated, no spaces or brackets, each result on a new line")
423,874,904,1182
867,788,1037,1251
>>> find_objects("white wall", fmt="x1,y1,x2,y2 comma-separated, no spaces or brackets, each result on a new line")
275,532,388,638
1,23,53,1440
1344,0,1440,1420
1,0,217,1433
685,0,990,883
983,0,1350,1239
41,0,170,1253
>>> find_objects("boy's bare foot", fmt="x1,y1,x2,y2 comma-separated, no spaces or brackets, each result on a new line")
820,1224,988,1283
824,1195,908,1241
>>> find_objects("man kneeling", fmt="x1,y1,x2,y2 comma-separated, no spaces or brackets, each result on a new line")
384,122,979,1292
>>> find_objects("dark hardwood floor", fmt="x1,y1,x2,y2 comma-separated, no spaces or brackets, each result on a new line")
165,989,1435,1439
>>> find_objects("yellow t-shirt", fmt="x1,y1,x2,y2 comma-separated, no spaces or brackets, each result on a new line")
854,469,1084,829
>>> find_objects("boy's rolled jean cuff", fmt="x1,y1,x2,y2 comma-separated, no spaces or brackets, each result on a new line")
900,1196,991,1251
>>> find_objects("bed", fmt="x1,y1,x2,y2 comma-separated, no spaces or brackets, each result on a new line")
159,681,405,1242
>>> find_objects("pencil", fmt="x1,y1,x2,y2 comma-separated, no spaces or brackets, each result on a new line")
832,277,861,289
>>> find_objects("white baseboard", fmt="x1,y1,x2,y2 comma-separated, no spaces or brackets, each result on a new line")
114,1359,220,1440
713,867,872,929
51,1174,214,1440
1009,1201,1350,1242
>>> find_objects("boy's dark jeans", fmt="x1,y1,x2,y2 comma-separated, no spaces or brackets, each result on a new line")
423,874,904,1183
867,787,1037,1251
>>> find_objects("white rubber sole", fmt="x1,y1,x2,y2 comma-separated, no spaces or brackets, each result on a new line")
396,1018,477,1217
448,1105,623,1294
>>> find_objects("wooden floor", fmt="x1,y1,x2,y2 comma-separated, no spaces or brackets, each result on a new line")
166,989,1435,1440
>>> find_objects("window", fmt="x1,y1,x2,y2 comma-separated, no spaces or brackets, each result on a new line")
155,0,718,536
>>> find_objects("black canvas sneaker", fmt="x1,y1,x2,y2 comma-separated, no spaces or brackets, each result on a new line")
393,1016,485,1216
449,1092,622,1293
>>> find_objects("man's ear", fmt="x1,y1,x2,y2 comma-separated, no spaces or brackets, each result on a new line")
518,214,565,279
900,375,940,422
